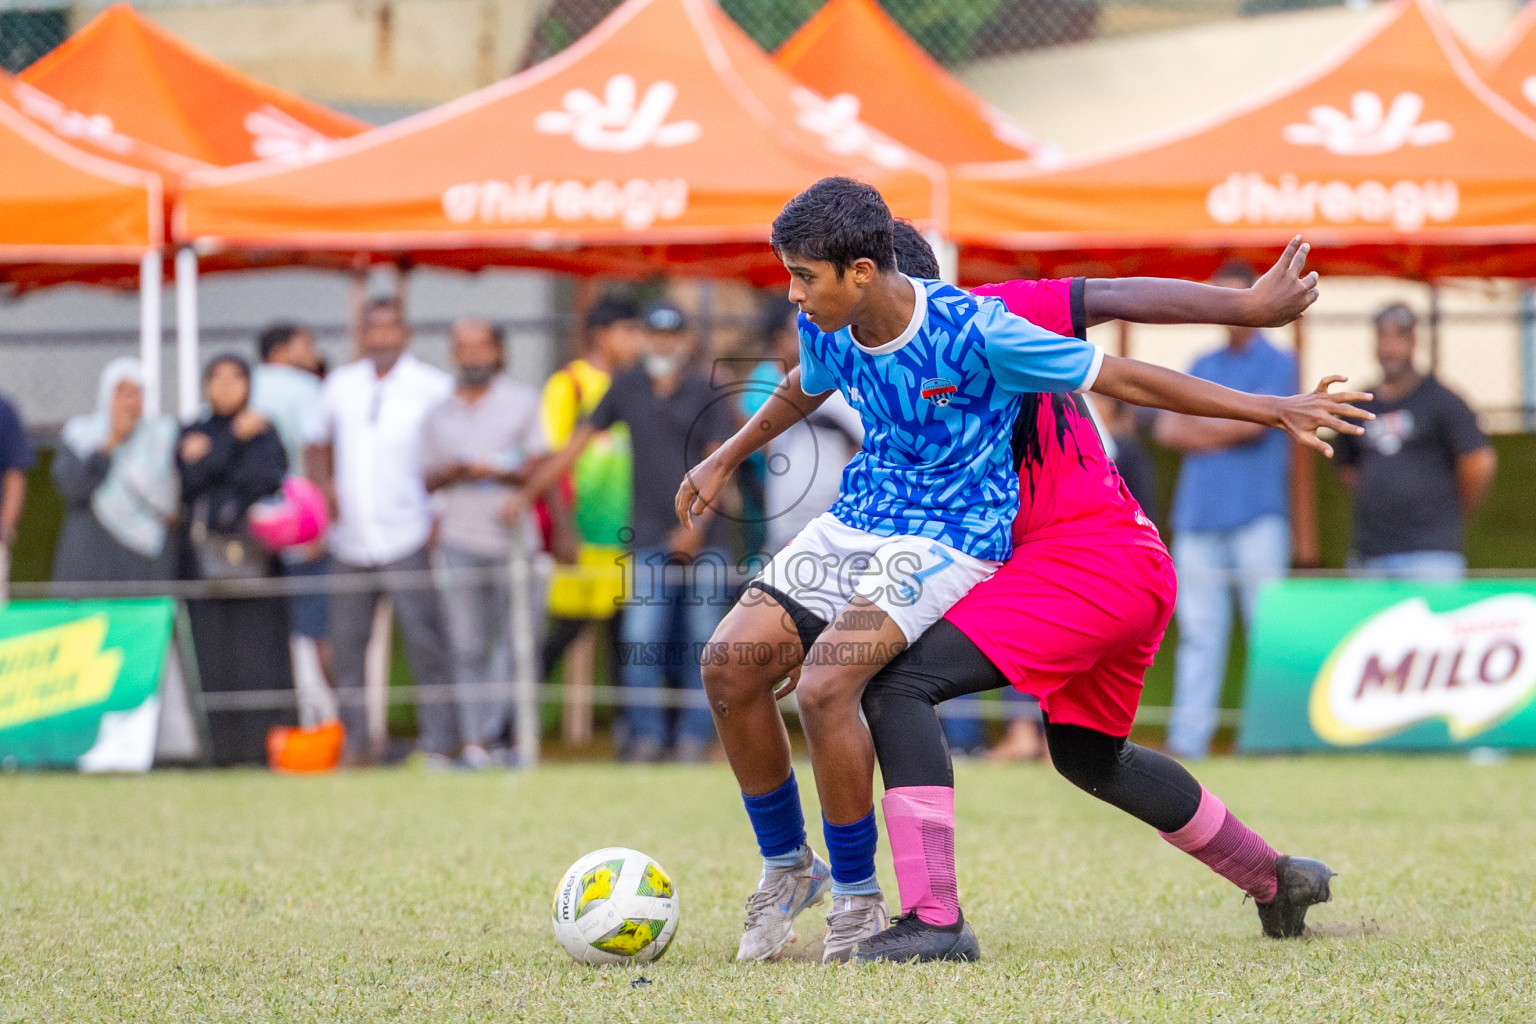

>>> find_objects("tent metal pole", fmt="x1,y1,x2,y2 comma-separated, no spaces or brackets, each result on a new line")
1289,316,1319,568
175,246,200,422
1521,287,1536,431
924,231,959,284
139,251,163,418
508,538,541,769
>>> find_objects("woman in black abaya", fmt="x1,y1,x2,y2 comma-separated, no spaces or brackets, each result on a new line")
177,355,294,767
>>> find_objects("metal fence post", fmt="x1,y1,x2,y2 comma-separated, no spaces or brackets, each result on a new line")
508,537,541,768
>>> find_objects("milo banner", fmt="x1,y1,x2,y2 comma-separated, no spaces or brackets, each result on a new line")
1241,579,1536,752
0,599,198,771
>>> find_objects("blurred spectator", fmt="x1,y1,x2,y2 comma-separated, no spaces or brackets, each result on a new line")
607,301,735,760
1155,261,1296,760
52,358,178,583
524,299,736,761
177,355,292,767
252,322,324,471
1333,304,1496,580
422,318,552,769
306,297,457,765
741,297,863,554
1092,395,1159,525
250,322,335,711
538,296,643,726
0,389,31,602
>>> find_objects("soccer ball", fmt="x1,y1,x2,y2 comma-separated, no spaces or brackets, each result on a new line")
551,848,680,965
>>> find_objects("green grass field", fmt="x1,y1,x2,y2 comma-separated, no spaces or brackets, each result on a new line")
3,756,1535,1023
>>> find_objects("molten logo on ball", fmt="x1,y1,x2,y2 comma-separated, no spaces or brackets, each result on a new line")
551,847,680,965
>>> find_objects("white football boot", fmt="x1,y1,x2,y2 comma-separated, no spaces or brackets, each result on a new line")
736,847,833,961
821,890,890,963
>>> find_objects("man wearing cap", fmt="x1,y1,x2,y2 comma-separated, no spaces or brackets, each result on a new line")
538,296,643,726
519,298,737,761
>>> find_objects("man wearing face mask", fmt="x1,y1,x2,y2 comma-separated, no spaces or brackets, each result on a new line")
421,318,554,768
306,297,457,766
516,299,737,761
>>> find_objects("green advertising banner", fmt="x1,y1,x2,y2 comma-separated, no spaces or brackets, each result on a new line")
0,599,177,771
1240,579,1536,752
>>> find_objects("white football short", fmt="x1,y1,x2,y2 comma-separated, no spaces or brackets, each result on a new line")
747,512,998,645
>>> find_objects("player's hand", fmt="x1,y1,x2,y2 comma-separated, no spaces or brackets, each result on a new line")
1247,236,1319,327
773,664,802,701
1276,376,1373,457
675,452,732,530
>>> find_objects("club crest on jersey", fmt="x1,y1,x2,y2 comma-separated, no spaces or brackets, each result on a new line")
920,377,957,407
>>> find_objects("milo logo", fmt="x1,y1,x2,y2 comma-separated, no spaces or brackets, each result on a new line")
1309,595,1536,745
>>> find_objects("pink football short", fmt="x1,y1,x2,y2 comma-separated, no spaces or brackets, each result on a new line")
943,536,1177,737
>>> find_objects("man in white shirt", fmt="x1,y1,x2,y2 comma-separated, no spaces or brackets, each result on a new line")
422,318,552,768
306,297,456,764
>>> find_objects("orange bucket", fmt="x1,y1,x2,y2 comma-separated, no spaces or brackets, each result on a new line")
267,720,345,773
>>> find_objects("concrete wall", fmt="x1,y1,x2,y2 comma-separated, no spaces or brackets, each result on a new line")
961,0,1520,156
88,0,545,107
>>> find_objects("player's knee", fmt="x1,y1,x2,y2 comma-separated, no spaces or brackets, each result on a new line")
699,656,739,702
794,673,858,724
1048,731,1120,797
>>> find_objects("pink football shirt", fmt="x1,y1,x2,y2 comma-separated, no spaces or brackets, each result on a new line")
973,278,1163,551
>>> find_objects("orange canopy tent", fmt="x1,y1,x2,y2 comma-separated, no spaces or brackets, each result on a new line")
951,0,1536,283
1484,0,1536,123
0,97,167,412
14,3,369,417
173,0,942,284
0,87,159,267
18,3,365,175
1,70,201,180
774,0,1056,166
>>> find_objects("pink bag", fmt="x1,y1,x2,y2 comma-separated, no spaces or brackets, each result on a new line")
248,476,330,552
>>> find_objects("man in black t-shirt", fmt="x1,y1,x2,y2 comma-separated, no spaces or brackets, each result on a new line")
520,299,736,761
1333,303,1496,580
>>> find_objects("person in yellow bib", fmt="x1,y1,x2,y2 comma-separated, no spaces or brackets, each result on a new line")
539,297,645,734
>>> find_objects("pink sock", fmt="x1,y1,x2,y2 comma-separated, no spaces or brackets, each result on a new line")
1160,788,1280,903
881,786,960,927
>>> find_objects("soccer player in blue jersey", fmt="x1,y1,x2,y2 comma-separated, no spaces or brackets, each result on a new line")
677,177,1365,962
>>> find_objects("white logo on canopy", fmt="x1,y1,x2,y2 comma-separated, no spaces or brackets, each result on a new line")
790,89,909,169
11,82,132,154
535,75,701,152
1284,91,1452,156
245,105,338,160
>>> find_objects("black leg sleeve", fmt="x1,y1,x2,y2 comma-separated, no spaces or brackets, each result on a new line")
1044,720,1203,834
862,620,1011,790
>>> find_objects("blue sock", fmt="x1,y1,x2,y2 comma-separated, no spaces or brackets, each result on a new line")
742,773,807,865
823,812,881,896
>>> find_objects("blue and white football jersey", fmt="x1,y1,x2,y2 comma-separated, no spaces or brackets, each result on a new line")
798,276,1103,562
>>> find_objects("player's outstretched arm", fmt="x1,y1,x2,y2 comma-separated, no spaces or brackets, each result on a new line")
674,366,830,530
499,423,595,523
1092,360,1373,457
1083,236,1319,328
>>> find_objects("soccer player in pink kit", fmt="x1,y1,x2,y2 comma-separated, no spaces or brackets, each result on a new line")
842,224,1344,962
